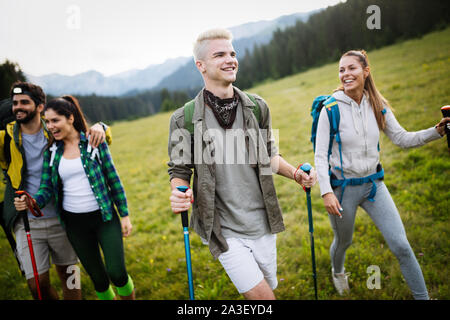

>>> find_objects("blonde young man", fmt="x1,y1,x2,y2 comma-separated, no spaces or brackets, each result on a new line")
167,29,317,299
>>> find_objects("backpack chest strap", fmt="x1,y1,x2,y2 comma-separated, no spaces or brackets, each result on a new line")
331,168,384,203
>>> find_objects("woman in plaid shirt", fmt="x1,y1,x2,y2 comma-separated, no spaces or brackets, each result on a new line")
14,95,134,300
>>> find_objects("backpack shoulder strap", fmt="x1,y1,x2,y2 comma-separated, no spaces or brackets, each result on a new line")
324,96,340,134
323,97,345,178
244,92,261,124
311,95,331,151
183,100,196,164
3,132,11,167
183,99,196,135
1,132,12,184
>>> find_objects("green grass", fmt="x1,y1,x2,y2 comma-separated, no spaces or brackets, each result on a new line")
1,27,449,300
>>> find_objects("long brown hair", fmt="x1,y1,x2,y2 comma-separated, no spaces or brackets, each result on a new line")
45,95,89,145
335,50,391,130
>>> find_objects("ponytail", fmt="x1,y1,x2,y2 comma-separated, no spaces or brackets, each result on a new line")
60,95,88,133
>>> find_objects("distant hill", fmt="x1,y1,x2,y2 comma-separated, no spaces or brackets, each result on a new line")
27,11,317,96
27,57,190,96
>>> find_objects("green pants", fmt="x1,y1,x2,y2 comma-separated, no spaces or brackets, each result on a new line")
62,209,131,296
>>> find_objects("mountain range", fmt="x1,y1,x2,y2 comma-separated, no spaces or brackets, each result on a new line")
27,10,318,96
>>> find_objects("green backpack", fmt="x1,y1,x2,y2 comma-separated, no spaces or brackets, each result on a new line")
183,92,262,134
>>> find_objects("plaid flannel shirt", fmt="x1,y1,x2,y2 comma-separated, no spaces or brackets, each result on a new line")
34,132,128,221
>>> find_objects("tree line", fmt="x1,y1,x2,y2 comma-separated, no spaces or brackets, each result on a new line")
73,87,198,124
235,0,450,89
49,87,198,124
0,60,26,99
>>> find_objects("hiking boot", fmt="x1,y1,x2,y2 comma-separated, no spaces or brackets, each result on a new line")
332,268,350,295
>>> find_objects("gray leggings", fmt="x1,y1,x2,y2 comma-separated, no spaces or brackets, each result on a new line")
329,180,429,300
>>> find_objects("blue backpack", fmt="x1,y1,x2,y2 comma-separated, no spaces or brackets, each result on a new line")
310,95,341,157
310,94,385,203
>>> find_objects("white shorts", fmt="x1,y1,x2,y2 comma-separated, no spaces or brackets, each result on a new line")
13,216,79,279
218,233,277,294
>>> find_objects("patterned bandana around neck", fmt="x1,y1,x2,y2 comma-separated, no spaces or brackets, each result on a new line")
203,89,240,129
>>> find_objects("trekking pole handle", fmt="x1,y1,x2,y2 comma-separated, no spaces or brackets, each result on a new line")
441,106,450,149
300,163,312,193
14,191,26,205
15,190,43,217
176,186,190,228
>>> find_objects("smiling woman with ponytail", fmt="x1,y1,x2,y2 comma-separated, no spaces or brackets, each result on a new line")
335,50,390,130
314,49,449,299
14,95,135,300
44,96,88,146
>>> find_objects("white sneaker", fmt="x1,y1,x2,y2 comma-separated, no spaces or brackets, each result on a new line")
332,268,350,295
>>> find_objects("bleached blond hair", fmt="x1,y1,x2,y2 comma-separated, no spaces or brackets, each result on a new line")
193,28,233,61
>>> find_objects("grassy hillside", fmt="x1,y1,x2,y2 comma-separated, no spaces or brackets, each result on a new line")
1,27,449,300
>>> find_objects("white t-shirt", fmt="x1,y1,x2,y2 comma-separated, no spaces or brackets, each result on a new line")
58,156,100,213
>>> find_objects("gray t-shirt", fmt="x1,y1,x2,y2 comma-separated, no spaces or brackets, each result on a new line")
205,102,270,239
22,128,58,219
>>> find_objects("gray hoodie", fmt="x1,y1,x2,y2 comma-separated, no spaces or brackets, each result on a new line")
314,90,441,196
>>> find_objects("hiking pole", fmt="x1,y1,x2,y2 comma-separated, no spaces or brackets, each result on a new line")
176,186,195,300
299,163,318,300
15,191,43,300
441,105,450,153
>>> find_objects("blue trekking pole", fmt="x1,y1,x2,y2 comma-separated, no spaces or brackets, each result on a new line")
300,163,318,300
176,186,195,300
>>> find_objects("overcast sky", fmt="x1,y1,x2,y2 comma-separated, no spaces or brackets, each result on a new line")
1,0,343,76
